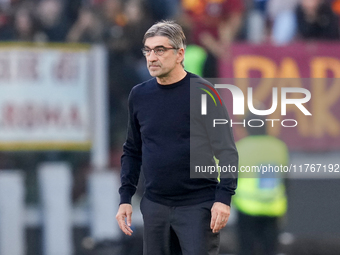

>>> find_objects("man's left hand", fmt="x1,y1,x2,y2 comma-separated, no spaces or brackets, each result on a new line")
210,202,231,233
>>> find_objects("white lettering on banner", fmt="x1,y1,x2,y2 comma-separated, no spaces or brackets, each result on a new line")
0,103,83,129
0,52,80,83
0,47,90,148
0,56,10,80
0,53,40,81
18,53,39,80
53,53,80,82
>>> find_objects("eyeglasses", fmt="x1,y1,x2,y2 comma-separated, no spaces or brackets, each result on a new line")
141,46,178,56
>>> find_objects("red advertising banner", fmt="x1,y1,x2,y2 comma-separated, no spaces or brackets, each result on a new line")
218,42,340,152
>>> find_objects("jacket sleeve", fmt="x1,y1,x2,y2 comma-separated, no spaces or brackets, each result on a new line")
119,88,142,205
203,86,238,206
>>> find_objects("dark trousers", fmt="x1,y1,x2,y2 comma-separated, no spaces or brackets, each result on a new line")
140,196,220,255
237,211,279,255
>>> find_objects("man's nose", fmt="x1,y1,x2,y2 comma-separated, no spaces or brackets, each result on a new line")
148,50,158,61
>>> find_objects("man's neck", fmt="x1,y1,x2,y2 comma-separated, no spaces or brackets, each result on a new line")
156,69,187,85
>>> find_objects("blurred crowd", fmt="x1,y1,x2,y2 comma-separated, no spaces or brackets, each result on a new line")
1,0,339,44
1,0,340,164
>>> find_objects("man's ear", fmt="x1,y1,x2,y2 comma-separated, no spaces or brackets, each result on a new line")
177,48,185,64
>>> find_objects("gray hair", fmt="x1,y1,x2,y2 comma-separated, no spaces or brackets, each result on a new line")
143,20,186,66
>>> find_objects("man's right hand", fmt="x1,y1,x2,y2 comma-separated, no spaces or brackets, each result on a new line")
116,203,133,236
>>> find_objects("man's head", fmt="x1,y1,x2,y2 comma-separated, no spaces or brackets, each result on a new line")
142,20,186,79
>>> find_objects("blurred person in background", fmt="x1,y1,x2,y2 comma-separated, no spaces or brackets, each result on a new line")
266,0,339,44
0,1,12,40
178,12,208,77
146,0,180,21
245,0,299,45
116,20,238,255
103,0,155,158
101,0,153,69
0,2,42,42
180,0,244,77
182,28,208,77
101,0,134,154
101,0,128,51
13,6,40,41
233,112,289,255
67,6,104,43
295,0,340,40
268,0,299,45
64,0,82,25
245,0,269,44
121,0,154,81
36,0,71,42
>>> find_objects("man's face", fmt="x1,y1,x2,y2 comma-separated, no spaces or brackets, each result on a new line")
144,36,182,78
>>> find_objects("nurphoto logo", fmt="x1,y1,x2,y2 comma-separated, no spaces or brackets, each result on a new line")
200,84,312,128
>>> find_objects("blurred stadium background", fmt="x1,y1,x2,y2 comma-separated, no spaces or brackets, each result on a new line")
0,0,340,254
